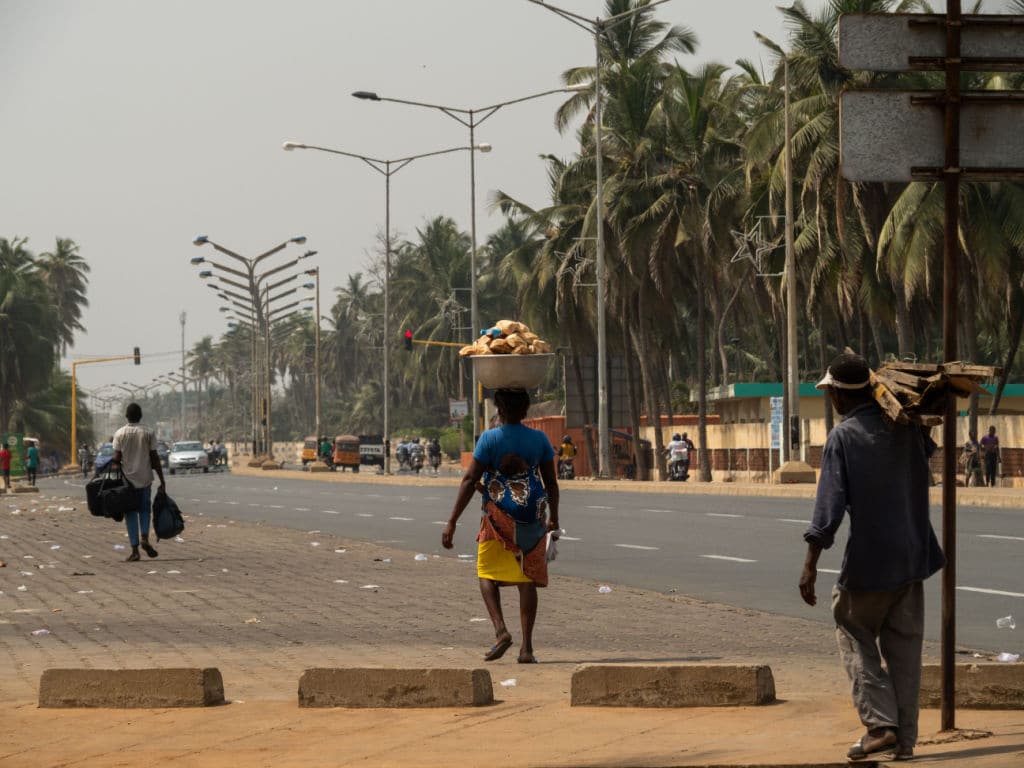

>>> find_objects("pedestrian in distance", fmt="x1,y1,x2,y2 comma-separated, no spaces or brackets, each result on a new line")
24,441,39,486
111,403,166,563
0,443,11,490
980,425,1001,487
443,388,560,665
799,351,944,763
961,430,983,488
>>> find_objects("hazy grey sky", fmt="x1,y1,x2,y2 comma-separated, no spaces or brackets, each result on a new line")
2,0,824,393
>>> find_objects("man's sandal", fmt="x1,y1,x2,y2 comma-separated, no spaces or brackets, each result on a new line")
847,729,897,760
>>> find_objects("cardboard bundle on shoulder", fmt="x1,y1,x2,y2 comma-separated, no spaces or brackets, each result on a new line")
870,361,999,426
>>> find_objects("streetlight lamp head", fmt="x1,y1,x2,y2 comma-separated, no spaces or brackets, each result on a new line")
304,267,317,276
193,235,209,246
352,91,380,101
218,306,230,313
301,249,317,259
190,256,206,265
290,236,307,244
198,270,213,278
282,141,304,151
477,143,493,153
302,282,315,290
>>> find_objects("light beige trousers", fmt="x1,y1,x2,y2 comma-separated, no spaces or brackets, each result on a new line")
832,581,924,749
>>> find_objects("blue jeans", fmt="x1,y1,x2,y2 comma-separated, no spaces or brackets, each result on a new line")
124,485,153,547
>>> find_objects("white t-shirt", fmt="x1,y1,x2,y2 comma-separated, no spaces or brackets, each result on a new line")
112,423,156,488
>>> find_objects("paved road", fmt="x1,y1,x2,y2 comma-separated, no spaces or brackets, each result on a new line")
48,471,1024,653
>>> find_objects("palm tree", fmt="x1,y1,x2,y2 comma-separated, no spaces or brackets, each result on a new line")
0,238,59,431
38,238,90,356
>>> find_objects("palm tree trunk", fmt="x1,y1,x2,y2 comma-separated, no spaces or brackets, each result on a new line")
622,316,649,479
716,269,748,382
694,266,711,482
990,285,1024,414
569,344,598,476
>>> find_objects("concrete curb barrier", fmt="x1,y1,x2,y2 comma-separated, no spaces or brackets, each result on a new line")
13,485,40,494
571,663,776,707
39,668,225,708
921,663,1024,709
298,668,493,708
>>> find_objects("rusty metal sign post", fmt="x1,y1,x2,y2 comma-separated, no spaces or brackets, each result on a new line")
839,5,1024,731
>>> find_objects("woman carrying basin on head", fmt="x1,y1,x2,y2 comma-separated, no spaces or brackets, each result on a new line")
442,388,560,664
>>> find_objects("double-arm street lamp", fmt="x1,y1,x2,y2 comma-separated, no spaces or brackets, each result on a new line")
192,235,314,455
305,266,321,446
283,140,490,474
526,0,672,477
352,84,585,444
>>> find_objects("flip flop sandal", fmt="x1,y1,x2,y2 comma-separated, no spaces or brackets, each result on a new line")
484,636,513,661
847,730,897,760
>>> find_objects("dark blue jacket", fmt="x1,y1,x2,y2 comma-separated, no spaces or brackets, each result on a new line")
804,402,945,592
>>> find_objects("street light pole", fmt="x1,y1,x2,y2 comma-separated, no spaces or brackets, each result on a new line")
283,141,488,474
525,0,671,477
179,311,187,439
352,85,579,445
192,235,312,456
306,267,321,445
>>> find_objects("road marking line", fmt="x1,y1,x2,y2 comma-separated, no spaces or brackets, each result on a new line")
957,586,1024,599
978,534,1024,542
248,503,260,507
819,568,840,574
268,505,284,509
356,513,373,517
206,500,219,504
615,544,659,551
701,554,756,563
642,508,676,514
707,513,744,518
779,518,810,524
389,516,414,521
587,505,614,510
559,535,582,541
294,507,311,512
321,510,340,515
432,521,447,525
223,501,239,506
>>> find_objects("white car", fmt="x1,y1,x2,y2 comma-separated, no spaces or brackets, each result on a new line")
168,441,209,474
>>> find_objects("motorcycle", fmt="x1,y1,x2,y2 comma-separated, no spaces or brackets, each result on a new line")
427,449,441,475
557,457,575,480
667,445,689,481
409,444,425,475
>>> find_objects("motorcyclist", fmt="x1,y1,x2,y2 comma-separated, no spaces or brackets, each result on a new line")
666,433,690,481
427,437,441,475
409,438,425,474
557,434,576,479
395,440,410,470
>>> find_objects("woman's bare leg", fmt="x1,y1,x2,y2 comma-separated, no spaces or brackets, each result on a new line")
479,578,510,643
517,583,538,660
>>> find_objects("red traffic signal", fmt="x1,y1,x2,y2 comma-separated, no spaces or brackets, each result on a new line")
403,330,413,351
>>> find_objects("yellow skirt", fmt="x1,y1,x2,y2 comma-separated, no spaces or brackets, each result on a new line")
476,540,531,583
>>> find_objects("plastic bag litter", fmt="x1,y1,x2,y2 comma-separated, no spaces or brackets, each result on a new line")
470,617,488,623
334,549,347,554
414,553,428,561
77,590,94,594
310,542,321,547
333,579,349,584
996,615,1016,630
112,544,125,551
17,585,27,591
597,585,613,594
30,629,50,636
174,536,185,543
360,584,380,589
58,506,73,512
166,569,181,574
50,545,60,550
996,652,1020,662
499,679,517,687
546,537,558,563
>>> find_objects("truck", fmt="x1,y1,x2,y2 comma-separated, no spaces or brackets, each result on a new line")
358,434,385,468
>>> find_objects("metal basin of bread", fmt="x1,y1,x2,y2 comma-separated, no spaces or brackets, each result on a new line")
471,353,554,390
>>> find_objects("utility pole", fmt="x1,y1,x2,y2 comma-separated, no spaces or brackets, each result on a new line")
179,311,187,438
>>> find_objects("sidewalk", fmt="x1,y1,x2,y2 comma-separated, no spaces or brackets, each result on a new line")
1,488,1022,767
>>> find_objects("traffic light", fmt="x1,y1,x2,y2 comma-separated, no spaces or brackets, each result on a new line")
133,347,141,365
403,330,413,351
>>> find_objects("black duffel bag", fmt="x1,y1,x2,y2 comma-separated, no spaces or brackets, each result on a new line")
152,487,184,541
89,467,136,523
86,466,127,518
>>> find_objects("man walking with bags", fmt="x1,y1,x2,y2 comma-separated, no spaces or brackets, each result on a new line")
111,403,166,562
799,351,945,762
